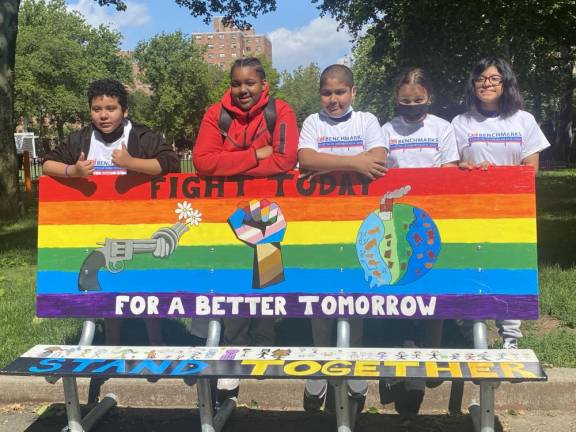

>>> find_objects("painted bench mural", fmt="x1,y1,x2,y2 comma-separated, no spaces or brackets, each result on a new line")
36,166,538,321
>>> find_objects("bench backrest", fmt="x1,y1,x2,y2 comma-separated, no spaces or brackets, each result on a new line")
37,167,538,321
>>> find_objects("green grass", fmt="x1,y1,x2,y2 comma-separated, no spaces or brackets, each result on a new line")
539,265,576,328
521,329,576,368
0,211,82,367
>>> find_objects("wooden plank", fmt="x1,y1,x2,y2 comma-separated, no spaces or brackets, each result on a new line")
1,345,546,382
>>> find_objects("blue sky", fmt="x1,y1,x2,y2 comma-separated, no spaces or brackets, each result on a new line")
66,0,356,72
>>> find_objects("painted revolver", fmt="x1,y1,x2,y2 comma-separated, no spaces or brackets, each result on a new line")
78,222,189,291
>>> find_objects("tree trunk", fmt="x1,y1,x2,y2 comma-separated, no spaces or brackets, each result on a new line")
556,48,574,163
0,0,21,218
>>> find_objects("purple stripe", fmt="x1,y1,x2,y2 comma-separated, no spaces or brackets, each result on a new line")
37,293,539,320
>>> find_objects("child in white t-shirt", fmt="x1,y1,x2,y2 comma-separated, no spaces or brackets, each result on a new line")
43,78,180,349
298,64,388,413
452,57,550,347
380,68,459,424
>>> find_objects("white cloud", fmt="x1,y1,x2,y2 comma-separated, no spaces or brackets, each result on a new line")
268,17,354,73
68,0,151,29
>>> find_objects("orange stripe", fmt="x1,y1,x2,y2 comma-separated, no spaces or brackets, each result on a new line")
39,194,534,225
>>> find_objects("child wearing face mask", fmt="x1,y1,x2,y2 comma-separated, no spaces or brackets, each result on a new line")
193,57,298,176
298,64,388,414
383,68,459,169
379,68,459,426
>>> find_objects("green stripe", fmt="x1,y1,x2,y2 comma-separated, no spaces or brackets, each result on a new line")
39,243,537,271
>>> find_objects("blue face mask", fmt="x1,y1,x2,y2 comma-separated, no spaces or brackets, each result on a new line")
325,105,353,122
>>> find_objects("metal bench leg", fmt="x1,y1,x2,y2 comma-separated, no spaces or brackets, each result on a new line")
469,321,496,432
333,318,359,432
62,377,84,432
77,320,111,405
48,320,98,386
61,376,117,432
197,319,235,432
78,320,97,346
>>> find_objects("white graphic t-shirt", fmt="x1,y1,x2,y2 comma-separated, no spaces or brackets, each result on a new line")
382,114,459,168
451,110,550,165
87,120,132,175
298,110,387,155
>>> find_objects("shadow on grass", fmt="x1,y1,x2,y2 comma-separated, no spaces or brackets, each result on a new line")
26,405,503,432
536,173,576,269
0,224,37,255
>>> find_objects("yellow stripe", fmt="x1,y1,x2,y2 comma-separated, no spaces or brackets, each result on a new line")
38,219,536,248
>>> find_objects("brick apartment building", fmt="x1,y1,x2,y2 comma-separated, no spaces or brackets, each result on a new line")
192,17,272,69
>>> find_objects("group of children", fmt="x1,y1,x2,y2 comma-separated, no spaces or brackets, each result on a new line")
43,55,550,424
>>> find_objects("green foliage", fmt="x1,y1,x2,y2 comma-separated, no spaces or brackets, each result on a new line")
127,90,154,129
277,63,321,126
134,31,227,143
256,55,280,96
331,0,576,131
14,0,130,139
173,0,277,29
350,36,395,123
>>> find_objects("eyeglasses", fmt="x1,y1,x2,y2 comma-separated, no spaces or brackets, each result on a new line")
474,75,503,86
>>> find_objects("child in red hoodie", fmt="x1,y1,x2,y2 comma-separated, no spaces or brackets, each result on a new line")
193,58,298,405
193,57,298,176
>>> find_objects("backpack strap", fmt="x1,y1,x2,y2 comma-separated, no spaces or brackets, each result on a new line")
263,96,277,136
218,106,233,137
218,97,282,151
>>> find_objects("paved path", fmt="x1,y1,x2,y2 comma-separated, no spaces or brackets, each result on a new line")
1,403,575,432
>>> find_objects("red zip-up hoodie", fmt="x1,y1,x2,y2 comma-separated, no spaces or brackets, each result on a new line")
193,87,298,177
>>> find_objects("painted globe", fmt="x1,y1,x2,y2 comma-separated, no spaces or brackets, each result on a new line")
355,203,441,288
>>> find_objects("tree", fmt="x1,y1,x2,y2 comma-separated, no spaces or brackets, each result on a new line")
0,0,281,218
134,31,226,145
0,0,21,218
277,63,321,126
15,0,131,141
320,0,576,158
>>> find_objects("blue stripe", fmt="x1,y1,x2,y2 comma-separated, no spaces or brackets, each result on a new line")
37,268,538,296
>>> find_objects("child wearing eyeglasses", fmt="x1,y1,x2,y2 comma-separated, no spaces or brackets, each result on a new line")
452,57,550,350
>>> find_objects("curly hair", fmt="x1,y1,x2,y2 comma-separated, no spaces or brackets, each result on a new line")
87,78,128,111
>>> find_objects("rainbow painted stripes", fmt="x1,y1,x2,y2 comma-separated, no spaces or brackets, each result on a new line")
36,167,538,319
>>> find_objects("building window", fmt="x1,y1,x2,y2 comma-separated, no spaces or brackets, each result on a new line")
256,46,261,52
245,47,251,51
207,44,214,49
219,53,226,58
208,54,214,58
219,34,225,39
194,35,202,40
207,35,213,39
231,43,236,49
231,53,237,57
219,44,225,49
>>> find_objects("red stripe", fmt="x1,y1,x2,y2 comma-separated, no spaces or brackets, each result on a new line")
39,167,535,202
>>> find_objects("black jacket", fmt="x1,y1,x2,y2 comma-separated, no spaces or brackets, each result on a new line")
44,123,180,174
